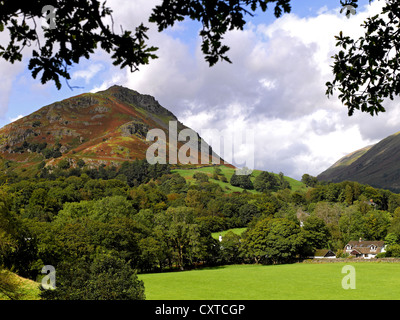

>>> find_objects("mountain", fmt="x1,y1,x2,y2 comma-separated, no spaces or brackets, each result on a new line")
0,85,222,175
318,131,400,192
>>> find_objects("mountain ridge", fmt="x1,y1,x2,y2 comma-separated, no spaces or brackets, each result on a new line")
318,130,400,192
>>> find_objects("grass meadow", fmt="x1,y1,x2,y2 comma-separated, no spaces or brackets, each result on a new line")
4,261,400,300
211,228,247,240
139,262,400,300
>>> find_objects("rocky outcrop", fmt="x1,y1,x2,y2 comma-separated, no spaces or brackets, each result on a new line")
66,95,99,110
119,121,149,138
51,128,79,138
89,105,111,114
104,85,176,118
2,128,38,147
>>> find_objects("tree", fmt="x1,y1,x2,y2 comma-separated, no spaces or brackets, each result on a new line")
241,217,271,263
193,172,209,183
0,190,23,299
57,159,70,170
262,218,305,263
384,244,400,258
230,172,254,190
154,206,202,270
254,171,281,192
40,254,145,300
56,196,136,223
313,201,342,227
117,160,169,187
302,216,331,251
157,173,188,194
76,159,85,168
326,0,400,116
344,184,354,205
242,217,305,264
363,210,391,241
278,172,290,190
238,203,259,225
385,233,398,246
301,174,318,188
388,208,400,241
339,205,364,244
85,254,145,300
24,188,55,221
0,0,157,89
138,236,167,272
219,231,242,264
0,190,18,255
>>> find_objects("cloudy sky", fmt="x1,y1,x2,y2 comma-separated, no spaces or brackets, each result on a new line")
1,0,398,180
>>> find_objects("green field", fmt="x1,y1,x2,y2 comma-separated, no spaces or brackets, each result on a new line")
139,262,400,300
211,227,247,240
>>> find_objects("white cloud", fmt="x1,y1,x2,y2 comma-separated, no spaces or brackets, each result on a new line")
0,31,25,118
91,0,394,179
72,63,104,83
9,114,24,123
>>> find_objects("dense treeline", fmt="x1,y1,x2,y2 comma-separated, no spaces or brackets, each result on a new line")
38,158,171,187
2,165,400,299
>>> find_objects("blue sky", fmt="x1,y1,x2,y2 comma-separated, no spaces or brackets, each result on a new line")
1,0,389,179
2,0,368,126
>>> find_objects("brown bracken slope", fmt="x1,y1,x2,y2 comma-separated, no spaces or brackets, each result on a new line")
0,85,223,173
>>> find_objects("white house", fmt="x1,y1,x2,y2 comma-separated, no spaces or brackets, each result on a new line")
344,238,385,259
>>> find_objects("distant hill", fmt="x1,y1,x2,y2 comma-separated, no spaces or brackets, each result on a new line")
318,131,400,192
0,85,223,176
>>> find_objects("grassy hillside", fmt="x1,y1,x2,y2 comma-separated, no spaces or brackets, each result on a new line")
172,165,306,193
139,262,400,300
330,145,373,168
318,130,400,192
0,270,40,300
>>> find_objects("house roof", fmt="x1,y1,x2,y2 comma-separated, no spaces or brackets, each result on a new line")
347,240,384,248
313,249,336,257
357,247,383,254
346,240,385,255
349,248,382,255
